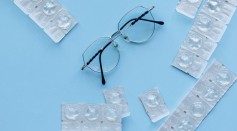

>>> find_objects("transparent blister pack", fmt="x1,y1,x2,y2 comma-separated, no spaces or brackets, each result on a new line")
14,0,77,43
177,92,212,125
191,79,226,108
191,12,227,42
81,104,102,131
62,104,82,122
29,0,63,28
44,9,77,43
159,60,236,131
200,0,236,24
172,48,208,78
176,0,203,18
14,0,43,14
139,88,169,123
167,109,199,131
202,60,237,91
181,31,217,60
103,87,130,118
62,104,122,131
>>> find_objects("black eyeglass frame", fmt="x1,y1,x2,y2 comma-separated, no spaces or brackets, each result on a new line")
81,6,164,85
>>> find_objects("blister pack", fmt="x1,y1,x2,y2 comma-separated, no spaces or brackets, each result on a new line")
191,12,227,42
14,0,77,43
176,0,203,18
62,104,122,131
200,0,236,24
103,87,130,118
139,88,169,123
158,60,237,131
172,48,208,78
180,31,217,60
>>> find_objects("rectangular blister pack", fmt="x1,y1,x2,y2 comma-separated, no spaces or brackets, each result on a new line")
103,87,130,118
14,0,77,43
181,31,217,60
176,0,203,18
158,60,237,131
140,88,169,123
191,12,227,42
200,0,236,24
172,48,208,78
62,104,122,131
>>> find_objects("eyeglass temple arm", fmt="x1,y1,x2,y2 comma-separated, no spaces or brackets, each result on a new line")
120,18,164,30
99,52,106,85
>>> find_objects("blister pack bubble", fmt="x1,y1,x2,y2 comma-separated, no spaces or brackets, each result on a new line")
181,31,217,60
62,104,122,131
200,0,236,24
191,12,227,42
103,87,130,118
158,60,237,131
14,0,77,43
139,88,169,123
176,0,203,18
172,48,208,78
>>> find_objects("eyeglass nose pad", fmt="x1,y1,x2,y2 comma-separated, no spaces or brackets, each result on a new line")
123,35,130,41
113,41,119,48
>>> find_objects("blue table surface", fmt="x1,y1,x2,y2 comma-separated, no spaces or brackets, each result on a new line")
1,0,237,131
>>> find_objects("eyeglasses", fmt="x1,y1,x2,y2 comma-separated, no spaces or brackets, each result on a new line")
81,6,164,85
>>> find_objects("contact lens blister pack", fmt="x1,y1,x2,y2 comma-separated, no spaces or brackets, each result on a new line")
158,60,237,131
172,48,208,78
200,0,236,24
14,0,77,43
180,31,217,60
139,88,169,123
103,87,130,118
176,0,203,18
191,12,227,42
62,104,122,131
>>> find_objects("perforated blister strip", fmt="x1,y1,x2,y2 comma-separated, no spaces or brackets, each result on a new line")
62,104,122,131
159,60,237,131
14,0,77,43
173,0,237,78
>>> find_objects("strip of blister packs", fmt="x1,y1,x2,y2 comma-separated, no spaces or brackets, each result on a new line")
176,0,203,18
139,88,169,123
103,87,130,118
62,104,122,131
158,60,237,131
173,0,237,78
14,0,77,43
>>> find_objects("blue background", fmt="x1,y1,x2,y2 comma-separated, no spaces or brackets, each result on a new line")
0,0,237,131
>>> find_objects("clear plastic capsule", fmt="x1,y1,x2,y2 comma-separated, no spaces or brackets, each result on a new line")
177,92,211,124
62,104,82,122
172,48,208,78
140,88,169,123
192,79,225,108
103,87,130,118
181,31,217,60
29,0,63,28
202,60,237,91
176,0,203,18
44,9,77,43
191,12,227,42
200,0,236,24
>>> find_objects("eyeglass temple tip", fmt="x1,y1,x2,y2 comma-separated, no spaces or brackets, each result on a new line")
81,64,87,70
